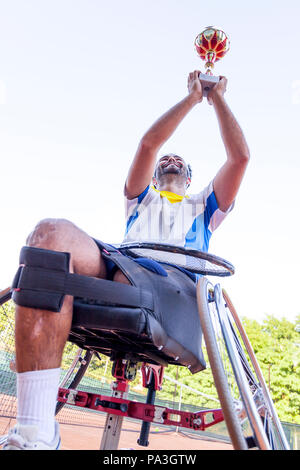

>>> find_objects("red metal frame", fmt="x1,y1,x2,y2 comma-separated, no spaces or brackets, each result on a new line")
57,387,224,432
57,358,225,435
140,363,164,391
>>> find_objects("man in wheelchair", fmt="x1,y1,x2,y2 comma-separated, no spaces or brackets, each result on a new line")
4,70,250,450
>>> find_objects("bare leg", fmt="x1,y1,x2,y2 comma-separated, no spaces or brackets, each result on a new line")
14,218,107,373
7,218,133,448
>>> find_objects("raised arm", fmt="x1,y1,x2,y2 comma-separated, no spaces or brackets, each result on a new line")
208,77,250,212
125,71,203,199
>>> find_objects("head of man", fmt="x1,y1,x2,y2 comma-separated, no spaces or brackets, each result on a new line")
152,154,192,194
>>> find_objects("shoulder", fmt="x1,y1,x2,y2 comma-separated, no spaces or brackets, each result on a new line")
187,181,215,204
124,185,159,215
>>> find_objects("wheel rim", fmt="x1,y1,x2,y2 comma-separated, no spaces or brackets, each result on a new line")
220,287,290,450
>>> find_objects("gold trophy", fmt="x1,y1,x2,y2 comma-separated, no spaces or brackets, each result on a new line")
194,26,230,97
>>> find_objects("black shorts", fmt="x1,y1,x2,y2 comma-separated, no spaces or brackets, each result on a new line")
87,239,205,373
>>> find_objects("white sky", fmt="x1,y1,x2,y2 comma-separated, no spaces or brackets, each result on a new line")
0,0,299,323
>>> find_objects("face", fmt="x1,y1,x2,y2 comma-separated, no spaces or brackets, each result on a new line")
155,154,188,180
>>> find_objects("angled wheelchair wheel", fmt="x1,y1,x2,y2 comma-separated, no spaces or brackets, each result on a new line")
220,287,290,450
0,287,12,304
197,278,248,450
55,348,93,415
196,277,290,450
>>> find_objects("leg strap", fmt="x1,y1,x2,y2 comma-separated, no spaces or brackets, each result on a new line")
12,246,154,312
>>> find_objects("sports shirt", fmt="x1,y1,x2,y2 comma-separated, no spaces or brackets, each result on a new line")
123,181,233,252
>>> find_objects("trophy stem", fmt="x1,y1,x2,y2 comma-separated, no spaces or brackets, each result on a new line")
204,63,214,75
205,52,216,75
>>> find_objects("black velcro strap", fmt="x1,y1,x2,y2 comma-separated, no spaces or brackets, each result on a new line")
13,265,154,311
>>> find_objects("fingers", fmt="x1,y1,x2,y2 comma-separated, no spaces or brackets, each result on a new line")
187,70,204,103
188,70,201,81
219,75,228,87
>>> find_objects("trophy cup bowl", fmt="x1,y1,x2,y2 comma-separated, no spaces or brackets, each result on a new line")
194,26,230,97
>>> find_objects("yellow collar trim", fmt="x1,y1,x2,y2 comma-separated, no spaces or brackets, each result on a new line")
152,186,189,203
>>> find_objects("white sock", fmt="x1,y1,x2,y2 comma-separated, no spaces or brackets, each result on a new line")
16,368,61,444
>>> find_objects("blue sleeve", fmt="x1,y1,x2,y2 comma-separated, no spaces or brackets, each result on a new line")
137,185,150,203
203,190,219,231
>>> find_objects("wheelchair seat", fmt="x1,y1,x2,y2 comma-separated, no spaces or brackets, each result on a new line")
12,242,235,375
69,286,205,373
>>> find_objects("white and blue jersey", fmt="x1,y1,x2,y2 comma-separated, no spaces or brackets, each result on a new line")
123,181,233,253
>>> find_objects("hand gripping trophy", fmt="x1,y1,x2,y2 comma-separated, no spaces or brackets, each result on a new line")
194,26,230,97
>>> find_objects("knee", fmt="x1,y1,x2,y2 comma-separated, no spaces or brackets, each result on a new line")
26,218,75,250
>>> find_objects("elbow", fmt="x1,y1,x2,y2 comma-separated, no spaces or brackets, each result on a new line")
139,133,161,152
139,137,152,151
240,152,250,165
227,152,250,173
241,143,251,163
233,150,250,167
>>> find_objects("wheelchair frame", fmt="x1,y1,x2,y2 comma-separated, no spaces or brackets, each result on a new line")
57,359,224,450
0,242,290,451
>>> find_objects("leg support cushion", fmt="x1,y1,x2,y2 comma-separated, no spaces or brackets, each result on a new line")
12,246,70,312
12,246,154,313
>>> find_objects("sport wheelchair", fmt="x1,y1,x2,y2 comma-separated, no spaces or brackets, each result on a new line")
0,242,290,450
